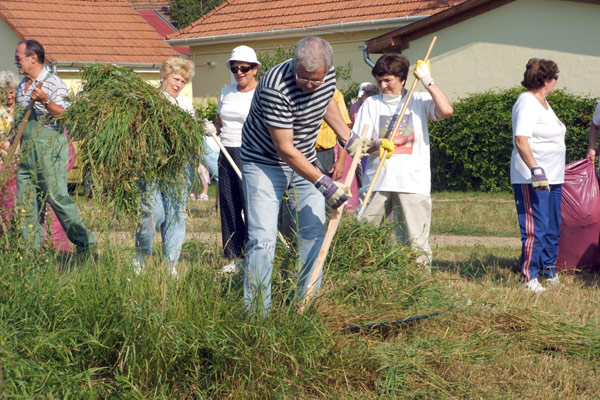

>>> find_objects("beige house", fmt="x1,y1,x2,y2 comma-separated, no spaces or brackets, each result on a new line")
365,0,600,100
170,0,600,102
0,0,188,97
167,0,466,101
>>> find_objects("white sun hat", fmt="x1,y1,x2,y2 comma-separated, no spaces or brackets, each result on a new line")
225,46,261,69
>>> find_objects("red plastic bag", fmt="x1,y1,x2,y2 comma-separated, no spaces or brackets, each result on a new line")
556,158,600,273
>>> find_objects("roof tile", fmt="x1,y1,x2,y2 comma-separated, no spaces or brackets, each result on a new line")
0,0,179,64
170,0,468,39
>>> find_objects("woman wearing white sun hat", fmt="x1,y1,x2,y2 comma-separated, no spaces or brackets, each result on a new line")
214,45,261,273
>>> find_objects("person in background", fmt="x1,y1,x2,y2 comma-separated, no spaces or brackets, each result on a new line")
211,45,260,274
355,54,453,270
191,135,219,201
511,58,565,293
315,88,349,179
14,39,96,254
240,36,369,314
348,82,378,192
349,82,378,126
585,100,600,161
134,56,196,275
0,70,18,140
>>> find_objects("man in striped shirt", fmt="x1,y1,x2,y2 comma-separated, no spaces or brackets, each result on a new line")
240,37,369,313
14,39,96,254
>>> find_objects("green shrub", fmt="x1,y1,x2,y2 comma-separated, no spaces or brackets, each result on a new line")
430,88,598,192
195,99,218,122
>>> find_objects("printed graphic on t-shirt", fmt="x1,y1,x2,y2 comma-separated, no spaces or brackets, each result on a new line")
379,112,415,155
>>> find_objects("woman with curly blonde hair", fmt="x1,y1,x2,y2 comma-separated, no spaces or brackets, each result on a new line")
134,56,197,275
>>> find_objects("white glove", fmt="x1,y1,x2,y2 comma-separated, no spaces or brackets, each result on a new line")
413,60,434,88
202,118,217,136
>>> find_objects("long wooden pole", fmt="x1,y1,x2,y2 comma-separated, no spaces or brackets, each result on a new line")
300,124,370,310
2,81,44,179
357,36,437,218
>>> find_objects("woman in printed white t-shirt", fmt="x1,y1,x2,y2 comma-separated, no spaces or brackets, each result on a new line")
511,58,565,293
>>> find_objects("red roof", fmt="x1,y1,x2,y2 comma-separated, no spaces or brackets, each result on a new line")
137,9,189,54
170,0,468,40
0,0,180,64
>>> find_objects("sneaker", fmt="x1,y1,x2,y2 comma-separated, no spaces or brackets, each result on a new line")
199,194,209,202
133,254,146,275
220,258,242,274
132,259,144,275
522,278,546,293
546,276,562,287
168,267,179,278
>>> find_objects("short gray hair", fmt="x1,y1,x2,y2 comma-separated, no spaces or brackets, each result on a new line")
0,70,19,89
292,37,333,73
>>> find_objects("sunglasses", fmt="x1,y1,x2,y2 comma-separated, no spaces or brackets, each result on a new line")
553,74,559,81
230,65,253,74
295,74,325,87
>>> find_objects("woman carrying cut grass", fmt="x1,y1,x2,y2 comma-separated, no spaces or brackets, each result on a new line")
511,58,564,293
134,57,196,276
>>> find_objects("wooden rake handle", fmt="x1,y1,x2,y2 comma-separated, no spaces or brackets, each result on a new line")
357,36,437,218
3,81,44,166
300,124,371,311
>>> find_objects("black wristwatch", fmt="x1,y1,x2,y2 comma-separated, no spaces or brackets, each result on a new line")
43,100,50,107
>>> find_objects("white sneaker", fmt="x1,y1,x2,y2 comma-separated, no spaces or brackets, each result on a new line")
522,278,546,293
132,254,146,275
220,258,242,274
168,267,179,278
546,276,562,287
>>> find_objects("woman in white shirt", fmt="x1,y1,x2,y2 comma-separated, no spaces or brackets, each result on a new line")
511,58,565,293
215,46,260,273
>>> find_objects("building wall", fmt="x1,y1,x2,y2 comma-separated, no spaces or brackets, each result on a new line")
399,0,600,100
0,23,21,74
188,29,394,103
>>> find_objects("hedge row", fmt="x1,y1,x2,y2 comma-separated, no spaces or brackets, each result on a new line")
430,88,599,192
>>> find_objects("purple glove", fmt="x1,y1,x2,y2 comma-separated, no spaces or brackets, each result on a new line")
339,132,370,158
314,175,350,209
531,166,550,191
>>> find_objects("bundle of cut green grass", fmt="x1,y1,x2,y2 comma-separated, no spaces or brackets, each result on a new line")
61,64,203,214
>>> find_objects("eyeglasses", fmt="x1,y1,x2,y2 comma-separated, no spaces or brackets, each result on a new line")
295,74,325,87
230,65,253,74
553,74,559,81
15,55,29,62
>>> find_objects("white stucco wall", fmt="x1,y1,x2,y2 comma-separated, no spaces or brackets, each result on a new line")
399,0,600,100
187,28,398,102
0,23,21,75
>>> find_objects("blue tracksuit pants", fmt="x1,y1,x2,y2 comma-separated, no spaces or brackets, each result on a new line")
513,184,562,281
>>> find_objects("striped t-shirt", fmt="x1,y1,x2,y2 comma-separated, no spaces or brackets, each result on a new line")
241,59,336,166
16,65,69,131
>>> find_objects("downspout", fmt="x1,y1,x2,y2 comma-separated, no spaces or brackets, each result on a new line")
359,46,375,68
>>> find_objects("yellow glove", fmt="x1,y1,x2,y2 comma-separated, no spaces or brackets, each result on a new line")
377,138,394,160
413,59,434,88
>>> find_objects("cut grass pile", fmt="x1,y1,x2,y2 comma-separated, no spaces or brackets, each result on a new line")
61,64,203,215
1,192,600,398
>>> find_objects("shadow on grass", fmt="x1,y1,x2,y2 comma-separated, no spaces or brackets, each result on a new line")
434,255,520,281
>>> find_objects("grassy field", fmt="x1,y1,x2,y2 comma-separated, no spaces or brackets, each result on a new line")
1,188,599,399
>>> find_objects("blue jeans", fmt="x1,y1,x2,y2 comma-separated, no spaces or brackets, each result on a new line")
242,161,326,313
202,137,219,183
135,165,193,266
